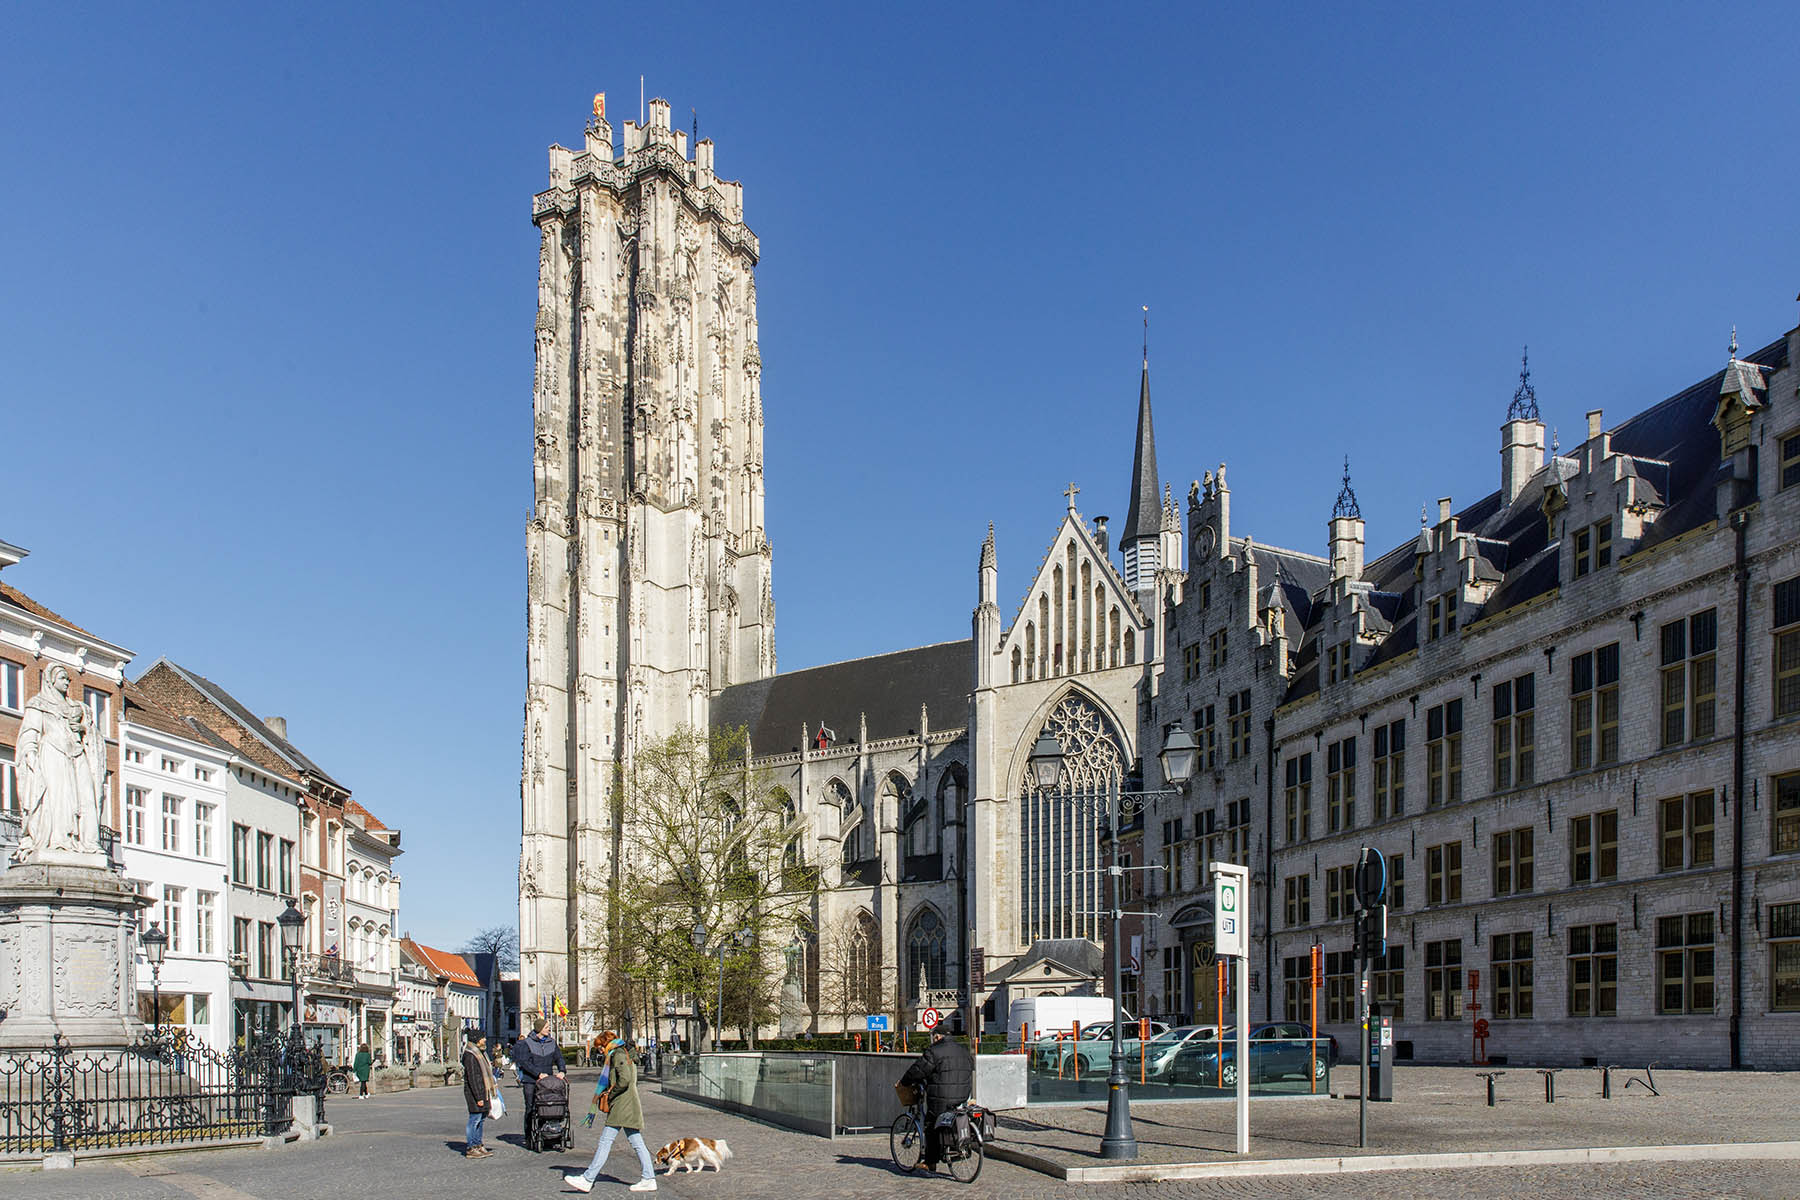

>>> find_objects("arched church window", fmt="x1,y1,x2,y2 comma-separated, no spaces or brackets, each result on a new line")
1124,628,1136,666
1109,607,1121,668
1019,690,1126,945
1012,646,1022,683
906,907,947,993
849,910,880,1013
1052,566,1065,675
937,764,967,826
1037,595,1050,677
887,772,929,858
1080,559,1093,672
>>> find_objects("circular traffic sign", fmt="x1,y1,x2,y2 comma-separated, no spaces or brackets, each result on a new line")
921,1008,941,1030
1473,1018,1490,1039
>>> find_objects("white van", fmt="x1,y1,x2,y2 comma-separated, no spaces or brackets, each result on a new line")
1006,996,1116,1047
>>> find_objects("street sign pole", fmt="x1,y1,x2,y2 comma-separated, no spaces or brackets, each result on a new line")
1353,846,1388,1150
1213,862,1250,1155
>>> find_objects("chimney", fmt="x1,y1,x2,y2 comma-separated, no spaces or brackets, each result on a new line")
1437,497,1453,526
1329,516,1364,583
1094,515,1110,558
1586,410,1603,440
264,716,288,740
1501,418,1545,505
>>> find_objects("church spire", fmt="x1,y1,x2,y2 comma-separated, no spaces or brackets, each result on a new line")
1121,341,1161,548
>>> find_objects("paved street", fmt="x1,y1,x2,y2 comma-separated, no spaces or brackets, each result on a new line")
1,1073,1798,1200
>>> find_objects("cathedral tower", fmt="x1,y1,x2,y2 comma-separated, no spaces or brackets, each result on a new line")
521,95,775,1019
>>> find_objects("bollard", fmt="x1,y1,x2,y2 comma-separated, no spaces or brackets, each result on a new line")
1536,1068,1561,1103
1477,1070,1505,1107
1601,1066,1612,1099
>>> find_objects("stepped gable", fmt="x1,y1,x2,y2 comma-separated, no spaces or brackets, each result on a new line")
1278,335,1791,705
712,639,973,753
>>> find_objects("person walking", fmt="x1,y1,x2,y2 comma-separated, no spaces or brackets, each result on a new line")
461,1031,496,1158
898,1027,974,1172
511,1017,566,1149
353,1043,373,1099
564,1032,656,1193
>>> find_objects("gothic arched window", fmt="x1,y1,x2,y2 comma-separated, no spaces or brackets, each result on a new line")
887,772,929,858
906,907,947,994
1019,690,1126,945
937,764,968,826
849,910,880,1013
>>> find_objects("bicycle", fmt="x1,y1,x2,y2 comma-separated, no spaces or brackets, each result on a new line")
889,1088,986,1184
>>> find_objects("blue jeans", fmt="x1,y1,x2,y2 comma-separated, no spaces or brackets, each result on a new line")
465,1111,485,1148
581,1125,654,1183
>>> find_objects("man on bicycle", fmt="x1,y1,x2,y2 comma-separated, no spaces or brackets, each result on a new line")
898,1028,973,1172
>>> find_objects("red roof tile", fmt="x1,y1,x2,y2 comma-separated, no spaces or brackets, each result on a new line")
403,939,481,988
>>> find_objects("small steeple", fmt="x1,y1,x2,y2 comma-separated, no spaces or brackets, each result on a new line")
980,521,996,571
1121,346,1161,546
1332,455,1362,519
1508,346,1540,421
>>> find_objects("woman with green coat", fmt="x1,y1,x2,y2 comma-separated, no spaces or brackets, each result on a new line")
564,1033,656,1192
353,1044,373,1099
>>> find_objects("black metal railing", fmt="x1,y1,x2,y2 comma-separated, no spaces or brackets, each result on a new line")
0,1030,325,1157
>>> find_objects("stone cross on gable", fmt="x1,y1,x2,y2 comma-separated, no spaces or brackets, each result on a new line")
1064,482,1080,510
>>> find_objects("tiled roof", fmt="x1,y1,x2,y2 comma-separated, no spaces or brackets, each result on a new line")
403,938,481,988
122,686,203,742
0,582,98,638
346,799,388,831
147,659,348,793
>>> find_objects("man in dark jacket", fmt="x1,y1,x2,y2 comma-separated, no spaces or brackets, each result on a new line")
512,1018,566,1146
461,1031,493,1158
898,1029,974,1171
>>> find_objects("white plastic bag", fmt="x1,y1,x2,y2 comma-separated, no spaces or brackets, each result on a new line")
491,1091,506,1118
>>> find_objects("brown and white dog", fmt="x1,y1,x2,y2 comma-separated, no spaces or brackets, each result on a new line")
653,1137,733,1174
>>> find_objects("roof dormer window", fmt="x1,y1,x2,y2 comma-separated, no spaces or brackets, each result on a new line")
1574,518,1613,578
1427,592,1458,642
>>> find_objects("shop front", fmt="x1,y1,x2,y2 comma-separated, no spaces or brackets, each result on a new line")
304,997,353,1064
232,979,294,1050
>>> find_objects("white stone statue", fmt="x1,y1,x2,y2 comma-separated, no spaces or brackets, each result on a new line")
12,663,107,866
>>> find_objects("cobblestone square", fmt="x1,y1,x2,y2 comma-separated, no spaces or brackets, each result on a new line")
1,1072,1798,1200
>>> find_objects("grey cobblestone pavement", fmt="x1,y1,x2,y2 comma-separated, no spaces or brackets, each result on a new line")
1005,1065,1800,1165
0,1070,1794,1200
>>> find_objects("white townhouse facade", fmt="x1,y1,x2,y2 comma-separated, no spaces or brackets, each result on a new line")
341,800,402,1061
119,689,233,1050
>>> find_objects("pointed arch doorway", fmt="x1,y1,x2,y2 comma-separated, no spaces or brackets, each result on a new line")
1170,903,1218,1026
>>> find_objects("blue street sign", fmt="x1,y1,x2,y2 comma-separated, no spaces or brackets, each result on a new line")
865,1014,890,1031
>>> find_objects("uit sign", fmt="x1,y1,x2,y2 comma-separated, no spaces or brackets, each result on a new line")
1213,862,1248,959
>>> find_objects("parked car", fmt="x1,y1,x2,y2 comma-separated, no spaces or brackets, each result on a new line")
1035,1020,1173,1074
1168,1022,1336,1086
1118,1025,1223,1082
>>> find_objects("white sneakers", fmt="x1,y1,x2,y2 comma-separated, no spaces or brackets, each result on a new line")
563,1172,655,1192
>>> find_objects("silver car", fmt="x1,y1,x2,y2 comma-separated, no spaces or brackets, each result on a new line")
1118,1025,1222,1082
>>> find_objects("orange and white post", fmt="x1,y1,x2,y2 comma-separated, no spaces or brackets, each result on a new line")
1310,943,1323,1093
1215,958,1228,1089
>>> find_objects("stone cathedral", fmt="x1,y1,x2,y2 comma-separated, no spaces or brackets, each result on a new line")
520,96,1186,1031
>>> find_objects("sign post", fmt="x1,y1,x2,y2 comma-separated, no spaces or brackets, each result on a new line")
1310,943,1323,1094
1213,862,1249,1155
1353,846,1388,1149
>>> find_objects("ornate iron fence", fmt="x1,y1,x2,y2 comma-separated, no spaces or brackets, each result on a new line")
0,1029,326,1156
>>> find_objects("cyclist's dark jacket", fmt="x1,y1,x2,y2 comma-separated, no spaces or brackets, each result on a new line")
900,1036,974,1115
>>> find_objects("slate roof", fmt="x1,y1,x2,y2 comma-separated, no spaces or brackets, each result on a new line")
712,639,973,753
1276,335,1790,703
145,658,348,793
985,937,1103,985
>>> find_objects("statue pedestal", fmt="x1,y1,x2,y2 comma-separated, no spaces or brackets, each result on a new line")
0,864,150,1049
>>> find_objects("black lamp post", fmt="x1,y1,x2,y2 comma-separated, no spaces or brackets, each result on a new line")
1026,723,1198,1161
141,923,168,1036
277,903,305,1036
692,923,753,1051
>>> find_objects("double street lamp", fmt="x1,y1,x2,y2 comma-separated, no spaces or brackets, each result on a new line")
141,923,169,1036
691,923,753,1051
278,902,305,1037
1026,723,1199,1161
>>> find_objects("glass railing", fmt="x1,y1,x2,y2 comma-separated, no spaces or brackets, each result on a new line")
662,1052,835,1135
1025,1036,1333,1103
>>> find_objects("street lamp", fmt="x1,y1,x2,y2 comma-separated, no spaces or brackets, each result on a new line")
277,902,305,1037
692,924,753,1051
141,923,168,1036
1027,722,1198,1161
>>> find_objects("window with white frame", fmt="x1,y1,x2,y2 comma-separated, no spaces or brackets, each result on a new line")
1570,643,1621,769
196,890,217,956
160,794,183,853
193,802,214,859
1573,518,1613,577
126,787,149,845
1372,719,1404,820
161,756,180,773
194,765,212,783
1492,674,1535,790
0,746,16,814
1426,699,1462,806
124,747,145,764
162,885,184,953
83,687,109,735
0,660,20,711
1327,736,1356,832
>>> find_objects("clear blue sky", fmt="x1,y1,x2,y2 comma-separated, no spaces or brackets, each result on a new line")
4,3,1796,950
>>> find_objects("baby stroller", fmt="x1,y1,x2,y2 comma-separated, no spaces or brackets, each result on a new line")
527,1075,572,1152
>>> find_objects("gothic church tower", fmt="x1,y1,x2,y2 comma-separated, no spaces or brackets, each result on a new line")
521,96,775,1018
